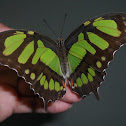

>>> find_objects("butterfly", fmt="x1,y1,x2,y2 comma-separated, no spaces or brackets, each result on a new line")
0,13,126,110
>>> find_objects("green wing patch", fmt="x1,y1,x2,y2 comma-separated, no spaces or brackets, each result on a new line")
68,31,109,73
3,32,26,56
18,41,34,64
87,32,109,50
93,19,121,37
2,31,62,76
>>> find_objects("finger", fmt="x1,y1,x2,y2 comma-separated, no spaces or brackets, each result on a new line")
14,97,34,113
17,79,78,112
14,96,72,114
0,83,17,122
47,101,72,113
34,86,81,113
60,86,82,103
14,79,40,113
0,23,11,32
34,99,72,113
15,84,81,113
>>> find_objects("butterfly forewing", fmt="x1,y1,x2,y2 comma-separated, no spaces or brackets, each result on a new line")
65,13,126,98
0,30,65,110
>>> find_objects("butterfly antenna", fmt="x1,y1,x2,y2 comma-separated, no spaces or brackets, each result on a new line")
43,19,58,38
60,13,67,37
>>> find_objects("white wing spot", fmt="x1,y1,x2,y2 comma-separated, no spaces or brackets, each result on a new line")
63,88,66,91
72,86,75,89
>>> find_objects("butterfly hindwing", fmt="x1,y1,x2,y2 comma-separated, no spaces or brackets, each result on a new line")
65,13,126,98
0,30,65,109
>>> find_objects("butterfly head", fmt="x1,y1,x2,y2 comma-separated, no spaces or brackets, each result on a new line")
57,37,64,48
57,37,64,44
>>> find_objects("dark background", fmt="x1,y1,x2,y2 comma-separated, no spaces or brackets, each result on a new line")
0,0,126,126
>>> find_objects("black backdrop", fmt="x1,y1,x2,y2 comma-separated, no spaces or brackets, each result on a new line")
1,0,126,126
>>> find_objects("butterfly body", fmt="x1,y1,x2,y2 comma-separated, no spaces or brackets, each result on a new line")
0,13,126,110
57,38,70,83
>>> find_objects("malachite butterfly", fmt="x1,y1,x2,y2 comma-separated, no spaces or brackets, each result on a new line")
0,13,126,110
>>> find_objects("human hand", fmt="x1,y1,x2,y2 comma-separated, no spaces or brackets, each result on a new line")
0,23,81,122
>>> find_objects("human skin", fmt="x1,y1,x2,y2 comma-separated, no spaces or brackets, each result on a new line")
0,23,81,122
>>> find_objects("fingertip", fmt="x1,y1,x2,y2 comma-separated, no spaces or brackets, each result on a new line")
0,23,12,32
0,83,17,122
14,97,35,113
47,100,72,113
61,86,82,103
34,99,72,113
